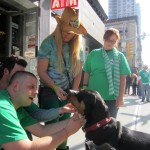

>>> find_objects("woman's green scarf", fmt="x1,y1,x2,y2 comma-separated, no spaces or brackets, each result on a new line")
102,48,120,98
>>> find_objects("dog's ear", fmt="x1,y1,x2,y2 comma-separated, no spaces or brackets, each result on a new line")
67,90,85,115
67,90,79,101
70,96,85,115
76,100,85,115
76,90,97,115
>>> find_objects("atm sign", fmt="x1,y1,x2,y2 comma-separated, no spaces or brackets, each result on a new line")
51,0,78,10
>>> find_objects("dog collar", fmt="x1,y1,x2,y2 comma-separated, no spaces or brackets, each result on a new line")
84,117,112,132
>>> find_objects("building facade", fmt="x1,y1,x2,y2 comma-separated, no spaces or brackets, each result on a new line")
108,0,136,19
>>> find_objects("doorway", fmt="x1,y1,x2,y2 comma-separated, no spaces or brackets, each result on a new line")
0,14,7,56
0,1,39,58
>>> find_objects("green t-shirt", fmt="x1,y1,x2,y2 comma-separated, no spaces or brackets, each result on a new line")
17,106,38,128
38,35,84,89
83,48,131,100
0,90,28,147
139,69,150,83
24,102,39,114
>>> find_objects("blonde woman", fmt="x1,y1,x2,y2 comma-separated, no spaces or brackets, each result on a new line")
37,7,87,150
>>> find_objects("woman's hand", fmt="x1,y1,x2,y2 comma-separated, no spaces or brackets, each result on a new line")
55,86,67,101
116,96,124,108
59,103,76,114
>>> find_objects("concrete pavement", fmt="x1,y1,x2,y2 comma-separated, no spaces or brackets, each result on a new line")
68,95,150,150
117,95,150,133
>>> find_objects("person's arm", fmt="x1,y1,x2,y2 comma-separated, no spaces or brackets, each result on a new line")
2,132,66,150
30,108,60,122
116,74,126,107
30,103,75,122
25,102,60,122
138,76,142,84
25,113,81,137
83,72,89,85
2,113,84,150
2,128,74,150
131,76,134,85
82,72,89,89
72,62,83,90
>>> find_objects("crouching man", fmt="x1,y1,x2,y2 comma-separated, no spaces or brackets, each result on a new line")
0,71,84,150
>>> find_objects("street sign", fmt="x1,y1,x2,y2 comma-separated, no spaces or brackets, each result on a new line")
51,0,78,10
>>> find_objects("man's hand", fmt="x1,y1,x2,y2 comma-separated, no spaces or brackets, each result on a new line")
65,113,85,136
59,103,76,114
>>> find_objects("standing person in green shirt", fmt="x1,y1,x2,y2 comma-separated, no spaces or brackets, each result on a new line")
139,64,150,102
83,28,131,118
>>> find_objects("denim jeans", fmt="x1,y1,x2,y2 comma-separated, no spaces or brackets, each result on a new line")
137,84,142,97
104,100,119,118
141,83,150,101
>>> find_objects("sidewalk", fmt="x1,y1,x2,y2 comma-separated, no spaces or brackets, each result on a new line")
117,95,150,133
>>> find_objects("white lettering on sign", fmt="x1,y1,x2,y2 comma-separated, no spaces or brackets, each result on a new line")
51,0,78,10
51,0,61,9
66,0,77,6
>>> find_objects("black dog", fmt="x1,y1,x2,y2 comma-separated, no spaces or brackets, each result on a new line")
67,90,150,150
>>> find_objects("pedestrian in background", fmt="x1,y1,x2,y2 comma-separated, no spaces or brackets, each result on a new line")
125,74,132,95
131,73,138,96
37,7,87,150
139,65,150,102
137,72,142,98
83,28,131,118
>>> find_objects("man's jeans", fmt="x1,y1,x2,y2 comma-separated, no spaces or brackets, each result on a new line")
141,83,150,101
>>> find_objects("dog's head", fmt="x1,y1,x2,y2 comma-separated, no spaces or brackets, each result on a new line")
67,89,109,121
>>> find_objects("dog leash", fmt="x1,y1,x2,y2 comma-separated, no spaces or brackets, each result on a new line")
84,117,112,132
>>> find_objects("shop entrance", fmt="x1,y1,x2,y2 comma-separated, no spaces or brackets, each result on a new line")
0,1,39,58
0,14,7,56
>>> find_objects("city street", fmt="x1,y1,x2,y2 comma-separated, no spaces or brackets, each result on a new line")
68,95,150,150
0,0,150,149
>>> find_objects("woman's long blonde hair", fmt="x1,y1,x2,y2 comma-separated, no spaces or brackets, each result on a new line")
51,24,81,77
